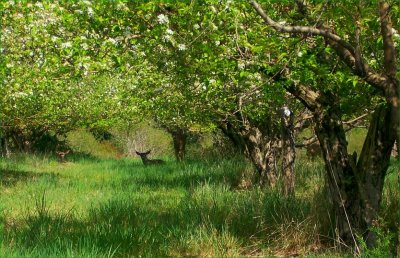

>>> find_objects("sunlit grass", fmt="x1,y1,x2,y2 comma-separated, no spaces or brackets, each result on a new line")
0,152,398,257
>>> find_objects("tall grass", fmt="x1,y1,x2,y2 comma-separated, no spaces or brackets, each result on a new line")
0,153,398,257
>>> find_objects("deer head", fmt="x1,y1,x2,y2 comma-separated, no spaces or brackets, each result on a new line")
56,150,70,163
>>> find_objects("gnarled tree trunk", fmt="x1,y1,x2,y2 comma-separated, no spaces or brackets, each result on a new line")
315,104,396,249
219,116,280,188
313,106,361,248
355,104,396,247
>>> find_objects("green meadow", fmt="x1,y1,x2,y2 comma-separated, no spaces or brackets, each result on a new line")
0,150,398,257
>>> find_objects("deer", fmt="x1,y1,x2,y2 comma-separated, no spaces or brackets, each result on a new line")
135,150,165,166
56,150,70,163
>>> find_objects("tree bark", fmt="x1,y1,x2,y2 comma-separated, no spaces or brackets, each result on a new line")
219,117,280,188
313,106,360,248
0,136,11,158
280,107,296,196
170,128,187,162
314,104,395,249
355,104,396,247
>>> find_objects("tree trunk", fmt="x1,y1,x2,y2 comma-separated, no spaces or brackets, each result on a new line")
280,107,296,196
315,104,396,250
170,128,187,162
219,119,279,188
10,131,24,152
355,104,396,248
314,107,360,249
246,127,279,187
1,136,11,158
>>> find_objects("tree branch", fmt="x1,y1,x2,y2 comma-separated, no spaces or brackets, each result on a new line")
379,1,397,80
295,112,370,148
249,0,390,93
343,112,370,125
249,0,355,53
285,82,324,112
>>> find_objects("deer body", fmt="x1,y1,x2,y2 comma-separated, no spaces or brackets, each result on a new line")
135,150,165,165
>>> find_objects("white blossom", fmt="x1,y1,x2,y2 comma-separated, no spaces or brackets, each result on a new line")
297,51,303,57
157,14,169,24
117,3,127,10
237,62,245,70
162,34,172,42
209,79,216,84
81,43,89,50
61,42,72,48
177,44,186,51
15,92,28,98
225,0,232,10
87,7,94,17
107,38,117,45
282,106,291,117
215,40,220,46
193,24,200,30
393,28,400,39
166,28,174,35
35,2,43,9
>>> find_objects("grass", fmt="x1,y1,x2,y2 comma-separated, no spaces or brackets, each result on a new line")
0,153,398,257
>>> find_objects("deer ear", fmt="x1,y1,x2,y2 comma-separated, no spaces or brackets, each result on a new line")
145,150,151,154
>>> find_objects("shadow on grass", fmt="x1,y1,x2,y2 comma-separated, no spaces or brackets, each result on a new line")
0,169,60,187
5,198,178,256
117,162,245,190
4,191,314,257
